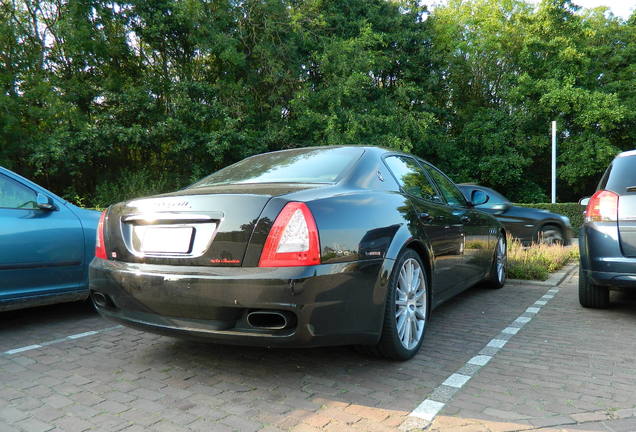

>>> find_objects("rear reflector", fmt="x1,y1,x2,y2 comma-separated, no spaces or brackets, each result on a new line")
585,190,619,222
258,202,320,267
95,211,107,260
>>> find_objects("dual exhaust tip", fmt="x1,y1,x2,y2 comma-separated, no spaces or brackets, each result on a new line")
246,310,294,330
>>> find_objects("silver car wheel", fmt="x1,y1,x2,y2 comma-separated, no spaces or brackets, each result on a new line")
496,237,507,283
395,258,427,350
540,227,564,245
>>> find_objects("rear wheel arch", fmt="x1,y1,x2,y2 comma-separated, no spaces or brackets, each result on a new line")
373,233,434,336
404,240,433,290
386,239,433,314
372,247,432,360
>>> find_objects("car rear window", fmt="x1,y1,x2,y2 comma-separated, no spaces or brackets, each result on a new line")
190,147,364,187
600,154,636,194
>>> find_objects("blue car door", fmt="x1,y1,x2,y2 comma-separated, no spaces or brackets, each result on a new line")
0,173,86,300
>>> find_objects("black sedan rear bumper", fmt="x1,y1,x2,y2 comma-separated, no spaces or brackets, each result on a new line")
586,269,636,288
89,258,389,347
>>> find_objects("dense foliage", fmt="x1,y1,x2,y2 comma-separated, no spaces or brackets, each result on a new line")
0,0,634,207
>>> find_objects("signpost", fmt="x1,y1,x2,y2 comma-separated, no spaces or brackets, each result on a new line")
551,120,557,204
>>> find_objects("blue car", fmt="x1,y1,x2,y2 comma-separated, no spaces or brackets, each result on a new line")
0,167,100,311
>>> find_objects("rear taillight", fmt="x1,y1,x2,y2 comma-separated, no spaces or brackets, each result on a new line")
585,190,619,222
258,202,320,267
95,211,107,259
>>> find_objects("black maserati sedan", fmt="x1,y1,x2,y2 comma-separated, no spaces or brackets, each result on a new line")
90,146,506,360
458,185,574,245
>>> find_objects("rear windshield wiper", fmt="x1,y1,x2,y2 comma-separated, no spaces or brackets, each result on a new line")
627,186,636,192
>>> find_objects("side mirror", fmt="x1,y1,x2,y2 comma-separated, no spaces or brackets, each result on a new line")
579,197,590,206
36,193,55,211
470,190,489,206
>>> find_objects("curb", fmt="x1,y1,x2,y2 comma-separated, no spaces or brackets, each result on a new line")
506,263,578,288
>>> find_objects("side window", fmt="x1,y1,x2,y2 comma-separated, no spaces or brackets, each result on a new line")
384,156,441,203
421,164,467,207
0,175,38,209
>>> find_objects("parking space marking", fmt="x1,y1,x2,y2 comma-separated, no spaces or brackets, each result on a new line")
67,330,99,339
467,355,492,366
2,325,122,357
442,373,471,388
404,286,561,428
487,339,507,348
4,344,42,355
513,316,531,325
502,326,519,335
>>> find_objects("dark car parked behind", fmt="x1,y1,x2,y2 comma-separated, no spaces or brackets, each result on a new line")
90,146,507,360
458,184,574,245
579,150,636,308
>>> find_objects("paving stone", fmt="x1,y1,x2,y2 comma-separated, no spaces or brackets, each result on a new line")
483,408,531,421
570,411,610,423
14,418,54,432
188,419,233,432
53,416,93,432
43,394,74,409
0,407,28,423
31,406,65,422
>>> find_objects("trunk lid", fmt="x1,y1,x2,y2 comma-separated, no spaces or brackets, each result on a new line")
104,184,318,267
603,154,636,257
618,194,636,257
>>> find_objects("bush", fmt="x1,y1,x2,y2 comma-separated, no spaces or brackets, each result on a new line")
514,202,585,232
507,236,579,281
92,169,174,209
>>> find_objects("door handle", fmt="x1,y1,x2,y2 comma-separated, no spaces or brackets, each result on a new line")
419,212,434,223
460,215,470,224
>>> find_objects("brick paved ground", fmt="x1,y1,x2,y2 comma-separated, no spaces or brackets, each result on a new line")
0,302,109,353
2,271,636,432
430,273,636,432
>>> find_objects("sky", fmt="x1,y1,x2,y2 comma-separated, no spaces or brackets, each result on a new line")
531,0,635,19
423,0,635,19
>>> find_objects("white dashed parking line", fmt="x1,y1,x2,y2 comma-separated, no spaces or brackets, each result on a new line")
402,285,562,428
2,325,122,356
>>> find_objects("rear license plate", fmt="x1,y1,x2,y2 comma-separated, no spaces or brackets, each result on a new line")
140,227,194,253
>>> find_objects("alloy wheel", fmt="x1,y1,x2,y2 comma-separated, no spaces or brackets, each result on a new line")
395,258,427,350
540,228,564,245
496,237,507,284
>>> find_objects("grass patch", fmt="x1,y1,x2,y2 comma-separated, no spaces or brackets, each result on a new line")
507,236,579,281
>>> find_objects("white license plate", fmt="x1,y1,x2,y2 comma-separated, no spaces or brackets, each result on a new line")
140,227,194,253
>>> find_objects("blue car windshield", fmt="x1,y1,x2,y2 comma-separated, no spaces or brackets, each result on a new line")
190,147,364,187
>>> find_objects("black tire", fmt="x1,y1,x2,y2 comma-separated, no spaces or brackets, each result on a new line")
539,225,564,245
374,249,430,361
484,234,506,289
579,267,609,308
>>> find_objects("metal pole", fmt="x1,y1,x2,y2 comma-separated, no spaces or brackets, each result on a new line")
551,120,557,204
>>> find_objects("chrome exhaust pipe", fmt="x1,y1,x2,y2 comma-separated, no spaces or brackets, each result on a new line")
91,291,114,309
246,310,289,330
